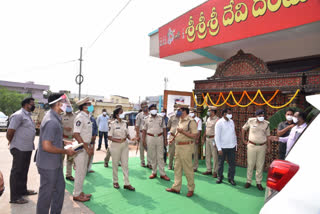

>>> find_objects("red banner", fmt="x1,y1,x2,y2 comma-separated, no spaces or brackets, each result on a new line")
159,0,320,58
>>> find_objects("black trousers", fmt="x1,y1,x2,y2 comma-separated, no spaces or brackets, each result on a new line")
37,167,65,214
279,143,287,160
218,147,236,180
10,148,32,201
98,131,108,149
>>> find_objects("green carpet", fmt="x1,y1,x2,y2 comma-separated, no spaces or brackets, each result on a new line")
65,158,266,214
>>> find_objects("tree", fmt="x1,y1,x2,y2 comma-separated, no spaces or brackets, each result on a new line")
0,87,30,116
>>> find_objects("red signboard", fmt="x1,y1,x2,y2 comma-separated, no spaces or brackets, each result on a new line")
159,0,320,58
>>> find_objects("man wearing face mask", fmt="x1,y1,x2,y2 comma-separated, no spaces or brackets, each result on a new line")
167,105,181,170
142,104,170,181
276,108,295,160
61,105,76,181
166,105,198,197
242,109,271,191
72,97,94,202
189,108,202,172
272,111,307,156
135,101,151,168
202,106,219,177
7,97,37,204
36,93,76,213
215,108,237,186
96,109,109,151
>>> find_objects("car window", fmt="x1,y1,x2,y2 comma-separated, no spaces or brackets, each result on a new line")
0,112,6,118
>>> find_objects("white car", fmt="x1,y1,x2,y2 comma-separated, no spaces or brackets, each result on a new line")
260,95,320,214
0,111,8,130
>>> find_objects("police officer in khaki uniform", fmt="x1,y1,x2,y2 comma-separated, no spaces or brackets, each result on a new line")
189,108,202,172
108,107,135,191
135,101,151,168
166,105,198,197
104,104,122,168
142,104,170,181
73,97,93,202
202,106,219,177
242,109,271,191
167,105,181,170
61,106,76,181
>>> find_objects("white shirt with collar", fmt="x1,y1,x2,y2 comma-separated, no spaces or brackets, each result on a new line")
214,117,237,151
279,123,307,155
194,116,202,131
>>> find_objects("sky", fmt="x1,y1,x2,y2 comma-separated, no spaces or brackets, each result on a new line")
0,0,214,103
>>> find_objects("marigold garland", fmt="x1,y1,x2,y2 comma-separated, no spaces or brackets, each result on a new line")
192,89,300,109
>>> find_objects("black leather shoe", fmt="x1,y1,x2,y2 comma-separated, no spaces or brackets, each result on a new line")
23,190,37,196
257,184,264,191
216,178,223,184
10,198,28,204
228,179,236,186
244,183,251,188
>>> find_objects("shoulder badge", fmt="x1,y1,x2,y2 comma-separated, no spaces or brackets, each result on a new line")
76,121,81,127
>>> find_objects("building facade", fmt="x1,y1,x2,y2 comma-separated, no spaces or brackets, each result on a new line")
0,80,49,103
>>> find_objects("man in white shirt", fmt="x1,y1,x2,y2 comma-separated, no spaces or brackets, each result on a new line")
96,109,109,151
189,108,202,172
215,108,237,185
272,111,308,156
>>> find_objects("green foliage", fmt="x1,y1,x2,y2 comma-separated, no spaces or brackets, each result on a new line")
0,87,30,116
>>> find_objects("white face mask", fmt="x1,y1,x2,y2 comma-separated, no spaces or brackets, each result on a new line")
119,113,125,119
160,112,165,117
226,114,232,119
286,115,293,121
103,112,107,116
292,117,298,124
150,110,157,115
257,116,264,122
60,103,67,113
189,112,195,117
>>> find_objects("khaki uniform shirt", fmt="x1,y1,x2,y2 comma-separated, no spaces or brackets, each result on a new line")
73,111,93,143
108,119,128,139
243,118,270,144
167,115,180,134
143,115,166,135
61,113,75,138
206,116,219,136
175,116,198,143
135,112,149,131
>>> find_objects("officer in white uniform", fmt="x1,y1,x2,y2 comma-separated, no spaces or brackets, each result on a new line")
73,97,93,202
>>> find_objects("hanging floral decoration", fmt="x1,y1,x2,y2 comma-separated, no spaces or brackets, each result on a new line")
192,89,300,109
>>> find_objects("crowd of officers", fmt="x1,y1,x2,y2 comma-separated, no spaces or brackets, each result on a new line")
5,94,308,214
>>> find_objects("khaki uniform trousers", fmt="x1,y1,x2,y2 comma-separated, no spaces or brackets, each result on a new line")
168,138,175,168
205,138,218,173
110,142,130,185
146,135,165,176
247,143,266,184
172,143,195,191
62,154,73,177
193,142,199,170
104,140,112,164
73,148,89,197
140,132,151,165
